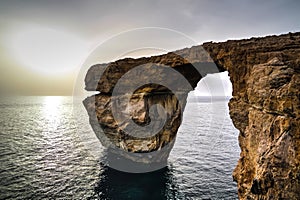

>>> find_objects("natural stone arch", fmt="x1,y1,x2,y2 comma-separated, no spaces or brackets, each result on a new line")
84,32,300,199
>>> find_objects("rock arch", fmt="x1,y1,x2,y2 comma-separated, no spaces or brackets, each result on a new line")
84,32,300,199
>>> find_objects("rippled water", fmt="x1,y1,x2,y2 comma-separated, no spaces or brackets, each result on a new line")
0,96,240,199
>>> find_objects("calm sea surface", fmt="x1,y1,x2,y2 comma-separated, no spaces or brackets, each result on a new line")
0,96,240,199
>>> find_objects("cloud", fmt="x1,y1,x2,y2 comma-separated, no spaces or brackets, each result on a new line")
1,0,299,41
0,0,299,95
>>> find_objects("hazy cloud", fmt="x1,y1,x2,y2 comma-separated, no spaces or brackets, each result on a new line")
0,0,299,95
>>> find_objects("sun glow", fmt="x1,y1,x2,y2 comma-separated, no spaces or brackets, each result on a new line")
43,96,62,117
8,25,89,76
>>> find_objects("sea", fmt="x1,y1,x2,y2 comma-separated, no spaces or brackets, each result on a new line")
0,96,240,200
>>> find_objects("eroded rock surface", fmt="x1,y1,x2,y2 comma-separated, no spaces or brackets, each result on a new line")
83,53,210,170
203,32,300,199
84,32,300,197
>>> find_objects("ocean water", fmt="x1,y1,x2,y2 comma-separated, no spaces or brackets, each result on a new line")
0,96,240,199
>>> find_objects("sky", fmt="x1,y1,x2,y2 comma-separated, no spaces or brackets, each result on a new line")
0,0,299,96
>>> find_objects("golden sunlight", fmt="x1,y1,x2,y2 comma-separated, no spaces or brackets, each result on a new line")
42,96,62,119
8,25,89,76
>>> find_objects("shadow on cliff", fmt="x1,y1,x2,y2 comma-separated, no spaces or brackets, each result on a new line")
92,163,180,200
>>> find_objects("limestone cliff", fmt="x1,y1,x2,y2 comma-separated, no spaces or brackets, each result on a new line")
203,32,300,199
84,32,300,198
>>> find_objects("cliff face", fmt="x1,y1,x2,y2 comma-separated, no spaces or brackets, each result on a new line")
203,33,300,199
84,32,300,198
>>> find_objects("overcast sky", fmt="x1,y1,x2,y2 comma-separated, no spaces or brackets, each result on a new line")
0,0,299,96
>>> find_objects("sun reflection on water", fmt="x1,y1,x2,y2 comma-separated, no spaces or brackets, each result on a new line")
42,96,63,128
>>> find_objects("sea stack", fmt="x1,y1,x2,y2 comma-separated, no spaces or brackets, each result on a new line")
83,49,216,172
